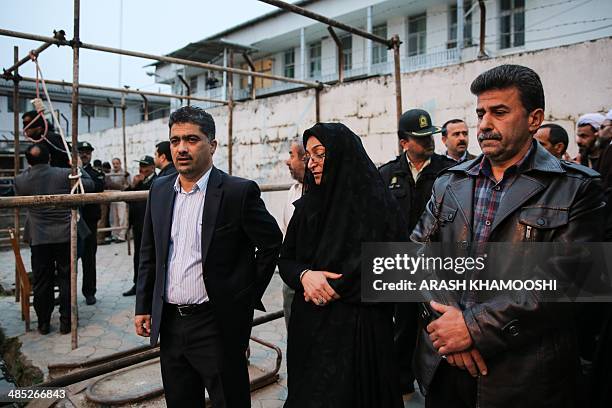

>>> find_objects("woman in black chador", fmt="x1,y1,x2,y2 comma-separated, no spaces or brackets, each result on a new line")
279,123,406,408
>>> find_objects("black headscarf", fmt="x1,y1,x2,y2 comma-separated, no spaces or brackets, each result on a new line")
293,123,408,301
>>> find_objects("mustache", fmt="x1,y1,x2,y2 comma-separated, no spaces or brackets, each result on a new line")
456,141,467,146
478,132,502,142
176,154,192,160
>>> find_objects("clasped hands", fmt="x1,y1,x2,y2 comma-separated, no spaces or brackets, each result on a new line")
426,301,488,378
300,270,341,306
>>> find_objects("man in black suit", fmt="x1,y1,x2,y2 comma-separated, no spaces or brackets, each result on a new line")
15,144,94,334
154,141,178,178
77,141,105,305
122,155,157,297
441,119,477,162
134,106,282,408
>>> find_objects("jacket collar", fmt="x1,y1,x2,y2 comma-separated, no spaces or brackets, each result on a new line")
29,163,51,172
398,152,450,175
448,140,565,176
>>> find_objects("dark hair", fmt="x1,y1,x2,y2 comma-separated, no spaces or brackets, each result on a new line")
22,110,45,129
155,141,173,163
539,124,569,151
93,159,102,166
470,64,545,113
102,161,111,170
441,119,465,136
168,106,216,140
25,143,50,165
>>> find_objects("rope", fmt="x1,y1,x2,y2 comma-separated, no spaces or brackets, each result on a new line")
28,52,85,195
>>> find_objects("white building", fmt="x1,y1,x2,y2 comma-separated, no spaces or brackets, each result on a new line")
154,0,612,108
0,78,170,143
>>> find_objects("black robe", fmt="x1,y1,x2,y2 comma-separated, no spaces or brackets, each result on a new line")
279,123,406,408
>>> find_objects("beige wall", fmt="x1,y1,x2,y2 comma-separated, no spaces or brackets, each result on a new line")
87,37,611,188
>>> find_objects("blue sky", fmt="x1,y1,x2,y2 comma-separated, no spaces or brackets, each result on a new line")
0,1,281,92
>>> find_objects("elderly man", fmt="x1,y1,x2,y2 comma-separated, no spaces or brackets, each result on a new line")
411,64,604,408
575,113,606,169
107,157,130,242
534,123,569,159
15,144,94,334
441,119,476,162
134,106,281,407
279,137,305,329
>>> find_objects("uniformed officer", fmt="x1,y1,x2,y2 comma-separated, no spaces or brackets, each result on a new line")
77,141,105,305
122,155,157,296
378,109,456,396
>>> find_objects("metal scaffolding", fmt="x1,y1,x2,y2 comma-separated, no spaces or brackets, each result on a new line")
1,0,406,349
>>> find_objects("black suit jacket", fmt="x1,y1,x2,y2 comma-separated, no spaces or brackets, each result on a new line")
135,166,282,347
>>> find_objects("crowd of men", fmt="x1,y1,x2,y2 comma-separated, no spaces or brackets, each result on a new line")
12,62,612,407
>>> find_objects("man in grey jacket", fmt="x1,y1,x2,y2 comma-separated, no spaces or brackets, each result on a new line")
14,144,94,335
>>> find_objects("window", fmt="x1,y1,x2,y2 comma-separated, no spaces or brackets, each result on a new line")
408,13,427,56
7,97,29,113
81,100,109,118
309,42,322,78
283,49,295,78
341,36,352,71
500,0,525,49
95,105,110,118
449,0,473,48
240,59,273,89
189,76,199,94
205,73,220,90
81,100,94,117
372,24,388,64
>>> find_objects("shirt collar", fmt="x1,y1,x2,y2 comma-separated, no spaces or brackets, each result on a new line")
173,166,212,194
405,152,431,169
446,151,467,162
467,141,535,178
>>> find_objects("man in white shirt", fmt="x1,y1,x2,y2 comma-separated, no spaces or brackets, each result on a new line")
279,138,305,329
135,106,281,407
441,119,476,162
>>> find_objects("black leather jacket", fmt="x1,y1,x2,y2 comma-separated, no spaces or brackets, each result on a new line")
411,141,606,408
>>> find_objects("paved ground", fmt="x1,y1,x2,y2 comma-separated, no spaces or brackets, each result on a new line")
0,241,425,407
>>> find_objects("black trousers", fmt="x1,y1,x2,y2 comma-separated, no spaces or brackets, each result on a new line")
132,220,143,285
30,243,70,327
393,302,418,393
425,361,477,408
81,217,98,297
159,304,251,408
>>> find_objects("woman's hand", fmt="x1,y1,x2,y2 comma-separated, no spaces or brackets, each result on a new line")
301,270,342,306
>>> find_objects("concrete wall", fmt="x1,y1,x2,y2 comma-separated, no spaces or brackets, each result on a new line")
85,37,612,216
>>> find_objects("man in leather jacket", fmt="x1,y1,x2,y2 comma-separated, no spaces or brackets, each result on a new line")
411,64,605,408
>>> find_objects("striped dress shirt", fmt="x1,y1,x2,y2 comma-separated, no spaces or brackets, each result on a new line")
165,168,212,305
